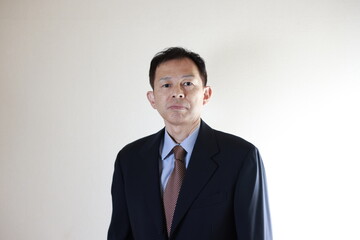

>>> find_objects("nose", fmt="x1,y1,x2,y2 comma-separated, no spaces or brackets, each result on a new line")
172,93,184,98
172,85,185,98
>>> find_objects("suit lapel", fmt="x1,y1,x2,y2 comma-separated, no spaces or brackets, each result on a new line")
170,121,219,236
137,129,167,237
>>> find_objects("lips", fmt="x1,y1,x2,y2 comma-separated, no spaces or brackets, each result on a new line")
168,105,187,110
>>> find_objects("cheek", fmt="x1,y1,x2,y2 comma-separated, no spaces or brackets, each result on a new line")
154,95,168,107
190,96,205,108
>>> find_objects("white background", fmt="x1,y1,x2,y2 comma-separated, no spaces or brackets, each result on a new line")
1,0,359,239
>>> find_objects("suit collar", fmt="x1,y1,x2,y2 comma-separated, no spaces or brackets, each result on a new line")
139,128,165,158
170,120,219,236
137,128,168,237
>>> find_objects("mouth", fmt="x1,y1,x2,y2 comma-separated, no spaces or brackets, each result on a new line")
168,105,187,110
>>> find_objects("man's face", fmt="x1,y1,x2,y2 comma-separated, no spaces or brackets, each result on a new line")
147,58,212,127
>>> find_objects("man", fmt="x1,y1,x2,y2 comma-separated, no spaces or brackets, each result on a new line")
108,47,272,240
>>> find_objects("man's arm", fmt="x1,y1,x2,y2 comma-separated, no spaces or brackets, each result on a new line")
234,146,272,240
108,153,134,240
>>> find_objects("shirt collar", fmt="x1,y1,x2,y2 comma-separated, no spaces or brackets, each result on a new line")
160,126,200,161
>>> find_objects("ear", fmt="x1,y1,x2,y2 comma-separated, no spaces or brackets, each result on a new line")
202,86,212,105
147,91,157,109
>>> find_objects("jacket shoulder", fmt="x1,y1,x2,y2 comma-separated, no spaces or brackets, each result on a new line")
119,129,163,155
213,129,256,150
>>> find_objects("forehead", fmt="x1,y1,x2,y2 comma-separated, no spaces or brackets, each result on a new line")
155,58,200,79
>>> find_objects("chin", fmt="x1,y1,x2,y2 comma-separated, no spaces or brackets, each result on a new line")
165,116,188,126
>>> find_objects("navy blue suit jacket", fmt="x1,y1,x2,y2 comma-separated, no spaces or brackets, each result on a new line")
108,121,272,240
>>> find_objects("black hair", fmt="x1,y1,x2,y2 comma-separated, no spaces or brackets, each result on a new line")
149,47,207,89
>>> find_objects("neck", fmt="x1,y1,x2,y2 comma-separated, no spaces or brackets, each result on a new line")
165,119,201,143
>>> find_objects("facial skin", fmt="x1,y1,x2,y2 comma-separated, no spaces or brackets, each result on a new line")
147,58,212,142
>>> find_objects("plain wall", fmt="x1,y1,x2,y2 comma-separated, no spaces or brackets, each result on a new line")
1,0,359,239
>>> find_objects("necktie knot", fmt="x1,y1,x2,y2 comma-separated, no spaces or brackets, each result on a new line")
173,145,186,162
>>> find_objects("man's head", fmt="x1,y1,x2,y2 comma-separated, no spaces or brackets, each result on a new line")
149,47,208,89
147,47,212,129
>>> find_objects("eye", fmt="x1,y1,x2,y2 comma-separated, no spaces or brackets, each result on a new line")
162,83,171,88
183,82,193,86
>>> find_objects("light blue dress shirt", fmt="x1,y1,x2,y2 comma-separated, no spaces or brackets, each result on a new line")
159,126,200,193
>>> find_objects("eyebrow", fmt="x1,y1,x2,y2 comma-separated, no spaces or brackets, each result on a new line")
159,75,195,81
159,77,172,81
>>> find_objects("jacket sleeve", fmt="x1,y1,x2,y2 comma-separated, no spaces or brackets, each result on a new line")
234,146,273,240
107,152,134,240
